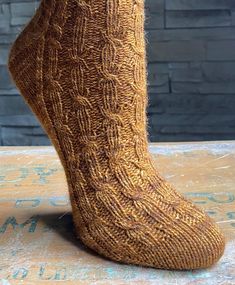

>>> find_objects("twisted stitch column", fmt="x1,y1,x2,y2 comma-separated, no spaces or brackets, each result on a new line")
8,0,225,270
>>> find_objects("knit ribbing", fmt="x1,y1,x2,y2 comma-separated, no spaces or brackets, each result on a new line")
8,0,225,269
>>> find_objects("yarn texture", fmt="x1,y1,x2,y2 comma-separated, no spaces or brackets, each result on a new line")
8,0,225,269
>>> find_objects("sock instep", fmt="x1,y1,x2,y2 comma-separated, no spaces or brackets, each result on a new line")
8,0,225,270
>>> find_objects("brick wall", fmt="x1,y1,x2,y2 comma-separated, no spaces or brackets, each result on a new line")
0,0,235,145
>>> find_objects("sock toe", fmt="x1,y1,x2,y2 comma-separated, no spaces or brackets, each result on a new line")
163,218,225,270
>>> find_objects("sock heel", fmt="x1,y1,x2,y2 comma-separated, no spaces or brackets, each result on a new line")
7,0,225,270
8,4,45,105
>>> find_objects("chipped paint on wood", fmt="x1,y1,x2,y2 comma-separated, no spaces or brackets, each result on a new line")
0,142,235,284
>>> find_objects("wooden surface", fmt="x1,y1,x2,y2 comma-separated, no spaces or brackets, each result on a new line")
0,142,235,285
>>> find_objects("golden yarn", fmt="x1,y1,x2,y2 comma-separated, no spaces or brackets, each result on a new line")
8,0,225,269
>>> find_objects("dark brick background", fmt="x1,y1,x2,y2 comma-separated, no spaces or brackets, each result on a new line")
0,0,235,145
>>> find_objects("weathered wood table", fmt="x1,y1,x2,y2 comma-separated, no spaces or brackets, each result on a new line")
0,142,234,285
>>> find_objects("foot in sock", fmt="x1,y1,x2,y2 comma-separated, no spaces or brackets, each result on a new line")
8,0,225,270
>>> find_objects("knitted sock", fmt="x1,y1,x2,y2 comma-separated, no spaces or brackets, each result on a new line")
8,0,225,270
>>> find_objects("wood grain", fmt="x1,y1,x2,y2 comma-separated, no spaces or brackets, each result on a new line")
0,142,234,284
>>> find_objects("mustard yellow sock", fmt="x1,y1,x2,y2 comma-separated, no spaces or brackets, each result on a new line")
8,0,225,269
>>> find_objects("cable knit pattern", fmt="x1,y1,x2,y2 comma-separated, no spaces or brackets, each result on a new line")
8,0,225,270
